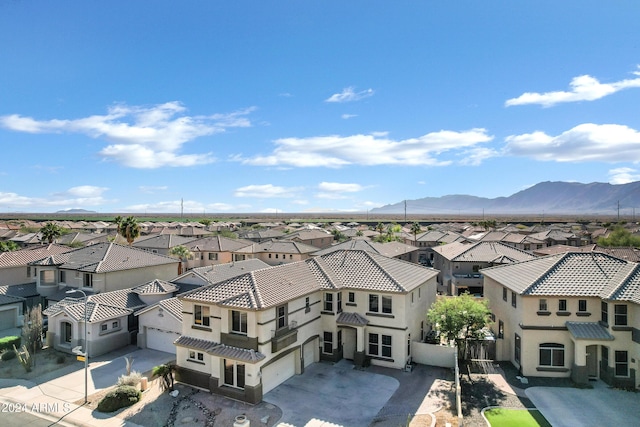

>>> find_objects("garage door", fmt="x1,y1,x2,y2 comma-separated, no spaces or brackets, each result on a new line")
0,308,16,331
303,339,317,367
262,351,297,394
146,327,180,354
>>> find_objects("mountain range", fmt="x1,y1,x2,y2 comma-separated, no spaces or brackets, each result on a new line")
371,181,640,215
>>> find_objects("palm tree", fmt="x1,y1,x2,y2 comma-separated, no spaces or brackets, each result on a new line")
410,222,422,247
40,222,63,244
114,216,124,237
0,241,19,252
152,363,175,391
375,222,385,235
121,216,140,246
170,245,193,275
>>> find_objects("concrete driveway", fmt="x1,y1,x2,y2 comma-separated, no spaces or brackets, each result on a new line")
526,381,640,427
264,361,398,427
264,360,452,427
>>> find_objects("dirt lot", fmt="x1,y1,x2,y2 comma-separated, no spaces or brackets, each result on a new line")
0,347,76,380
76,380,282,427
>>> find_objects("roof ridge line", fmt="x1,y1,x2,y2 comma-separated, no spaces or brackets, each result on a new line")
521,253,568,295
366,251,404,292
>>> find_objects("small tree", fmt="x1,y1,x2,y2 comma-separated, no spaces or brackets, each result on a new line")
170,245,193,275
121,216,140,245
152,363,176,391
410,222,422,246
0,241,19,252
427,293,491,359
22,304,43,367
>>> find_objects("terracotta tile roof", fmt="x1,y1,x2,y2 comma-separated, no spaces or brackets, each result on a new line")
29,242,178,273
186,259,271,284
252,240,320,254
180,250,438,309
566,322,614,341
312,239,418,258
133,234,198,249
89,288,146,310
433,241,534,263
133,279,179,295
483,252,640,300
44,298,132,322
185,236,253,252
174,336,265,363
135,297,182,321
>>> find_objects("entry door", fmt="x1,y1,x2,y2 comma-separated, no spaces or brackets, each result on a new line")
586,345,598,378
342,328,356,360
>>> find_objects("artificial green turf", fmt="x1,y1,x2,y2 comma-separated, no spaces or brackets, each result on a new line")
485,408,552,427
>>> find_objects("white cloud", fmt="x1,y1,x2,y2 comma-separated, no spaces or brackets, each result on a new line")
505,123,640,162
0,185,111,209
0,102,255,169
326,87,374,103
341,114,358,120
459,147,500,166
316,182,366,199
506,67,640,107
138,185,169,194
233,184,303,198
238,129,493,168
125,199,245,213
608,167,640,185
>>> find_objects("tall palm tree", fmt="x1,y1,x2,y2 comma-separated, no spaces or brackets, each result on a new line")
152,363,175,391
375,222,385,235
114,216,124,237
170,245,193,275
121,216,140,246
410,222,422,247
40,222,63,244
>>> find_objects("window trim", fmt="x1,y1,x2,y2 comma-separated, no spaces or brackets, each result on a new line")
323,331,333,354
223,359,245,389
276,304,287,330
614,304,627,326
231,310,247,335
615,350,628,377
539,343,565,368
323,292,333,312
194,304,211,327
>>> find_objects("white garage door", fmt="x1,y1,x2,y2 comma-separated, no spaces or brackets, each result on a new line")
146,327,180,354
303,339,317,367
262,351,296,394
0,308,16,331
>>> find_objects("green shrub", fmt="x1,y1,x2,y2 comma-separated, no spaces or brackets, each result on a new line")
97,386,141,413
0,336,21,352
1,350,16,361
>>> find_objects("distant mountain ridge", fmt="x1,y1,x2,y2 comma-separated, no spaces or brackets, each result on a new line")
371,181,640,215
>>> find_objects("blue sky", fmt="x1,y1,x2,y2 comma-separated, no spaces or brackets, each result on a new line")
1,1,639,214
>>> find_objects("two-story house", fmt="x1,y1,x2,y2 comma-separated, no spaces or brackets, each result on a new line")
185,235,254,268
30,242,180,301
174,249,438,403
483,252,640,389
432,241,535,296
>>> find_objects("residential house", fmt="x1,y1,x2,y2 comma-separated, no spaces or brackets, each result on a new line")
483,252,640,389
174,249,438,403
0,244,72,286
132,234,198,256
43,287,147,357
30,242,180,300
312,239,420,263
528,229,583,247
185,236,254,268
136,260,269,353
432,241,535,296
412,230,465,265
236,240,319,266
237,229,286,243
281,229,334,249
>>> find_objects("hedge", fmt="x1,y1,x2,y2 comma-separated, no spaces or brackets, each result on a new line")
97,386,141,413
0,336,21,352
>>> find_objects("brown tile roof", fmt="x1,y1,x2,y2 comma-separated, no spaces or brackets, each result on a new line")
29,242,178,273
44,298,132,322
133,279,179,295
186,236,253,252
180,250,438,310
133,234,198,249
0,244,72,268
433,241,535,263
135,297,182,321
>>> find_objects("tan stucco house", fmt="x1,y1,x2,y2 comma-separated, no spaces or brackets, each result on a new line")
483,252,640,389
174,249,438,403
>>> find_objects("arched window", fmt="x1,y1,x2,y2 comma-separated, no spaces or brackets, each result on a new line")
539,343,564,367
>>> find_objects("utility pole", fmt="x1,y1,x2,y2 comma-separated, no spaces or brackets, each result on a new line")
618,200,620,222
180,198,184,219
404,200,407,222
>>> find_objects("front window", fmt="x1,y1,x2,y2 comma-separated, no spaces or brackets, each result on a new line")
539,343,565,367
578,300,587,312
381,335,392,358
323,331,333,354
382,296,392,314
189,351,204,362
368,333,378,355
348,292,355,303
539,299,548,312
502,287,507,301
369,295,379,312
514,334,521,364
208,253,218,261
601,301,608,324
511,292,517,308
615,351,628,376
276,305,287,329
194,305,210,327
101,324,108,332
498,320,504,339
368,333,392,358
324,293,333,312
83,273,93,288
614,304,627,326
602,346,609,368
224,359,245,389
59,271,66,283
231,310,247,334
558,299,567,311
337,292,342,313
112,321,119,328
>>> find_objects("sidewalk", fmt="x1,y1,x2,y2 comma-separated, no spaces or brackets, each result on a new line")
0,346,174,427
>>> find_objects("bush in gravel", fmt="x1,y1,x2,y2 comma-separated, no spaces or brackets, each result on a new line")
117,370,142,387
0,336,20,352
1,350,16,361
97,386,141,413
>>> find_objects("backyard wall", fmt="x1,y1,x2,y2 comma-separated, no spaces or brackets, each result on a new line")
412,342,455,368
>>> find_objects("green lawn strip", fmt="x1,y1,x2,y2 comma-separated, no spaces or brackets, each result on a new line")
484,407,552,427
